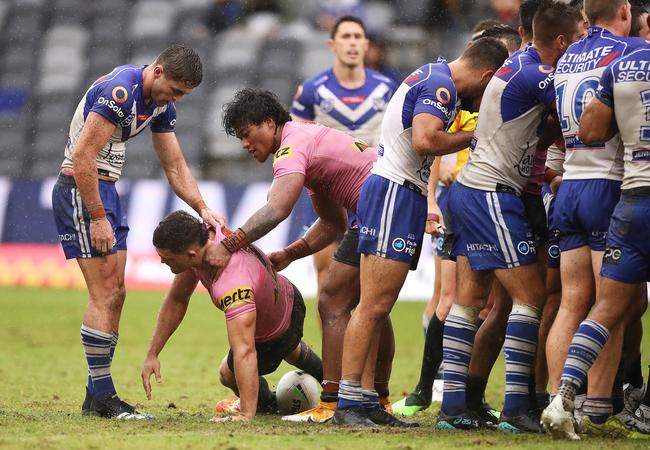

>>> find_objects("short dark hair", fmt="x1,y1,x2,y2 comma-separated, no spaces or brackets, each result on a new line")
472,19,504,35
533,0,583,46
330,15,367,39
222,88,292,137
473,24,522,54
584,0,628,25
154,44,202,88
153,210,209,253
631,3,649,37
461,37,509,71
520,0,541,36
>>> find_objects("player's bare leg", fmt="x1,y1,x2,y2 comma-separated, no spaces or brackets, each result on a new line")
312,242,337,300
216,357,274,414
535,263,560,410
423,253,443,327
546,246,594,393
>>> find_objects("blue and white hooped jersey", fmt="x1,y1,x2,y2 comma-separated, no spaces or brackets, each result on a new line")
597,46,650,191
61,65,177,180
555,27,646,181
372,60,459,195
291,67,397,147
457,46,556,194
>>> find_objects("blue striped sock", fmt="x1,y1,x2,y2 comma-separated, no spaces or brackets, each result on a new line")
110,331,118,361
362,389,379,409
441,304,480,416
583,397,612,425
337,379,363,410
561,319,609,391
81,325,116,401
503,304,541,417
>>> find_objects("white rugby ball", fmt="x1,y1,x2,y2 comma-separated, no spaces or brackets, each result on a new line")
276,370,320,414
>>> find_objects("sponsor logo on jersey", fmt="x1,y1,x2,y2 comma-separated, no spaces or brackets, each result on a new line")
273,145,293,164
422,98,451,117
360,226,376,237
58,233,76,242
538,71,555,90
466,243,499,252
218,286,254,311
111,86,129,103
96,96,125,118
495,67,513,78
137,114,150,122
404,69,424,85
352,140,369,153
435,87,451,105
342,95,366,104
538,65,554,74
319,99,334,113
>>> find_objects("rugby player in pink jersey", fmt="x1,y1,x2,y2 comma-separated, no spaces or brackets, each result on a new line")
205,88,414,427
141,211,323,422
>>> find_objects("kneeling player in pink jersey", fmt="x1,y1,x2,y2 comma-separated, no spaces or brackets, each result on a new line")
141,211,323,422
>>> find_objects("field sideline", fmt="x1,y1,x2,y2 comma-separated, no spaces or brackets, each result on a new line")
1,286,649,449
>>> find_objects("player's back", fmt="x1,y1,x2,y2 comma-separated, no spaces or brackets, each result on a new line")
458,46,556,194
274,121,377,212
290,68,397,147
374,61,459,195
605,47,650,190
556,26,646,181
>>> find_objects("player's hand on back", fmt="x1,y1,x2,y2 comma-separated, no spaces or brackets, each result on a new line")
200,207,226,228
90,217,115,254
268,250,292,271
141,354,162,400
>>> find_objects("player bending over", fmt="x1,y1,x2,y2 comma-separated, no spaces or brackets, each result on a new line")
142,211,323,421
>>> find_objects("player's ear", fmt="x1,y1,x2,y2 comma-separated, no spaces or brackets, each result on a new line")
481,69,495,83
327,38,335,52
153,65,164,79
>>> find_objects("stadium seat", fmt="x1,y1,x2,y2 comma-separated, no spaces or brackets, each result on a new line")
211,28,261,74
129,0,178,40
364,1,396,33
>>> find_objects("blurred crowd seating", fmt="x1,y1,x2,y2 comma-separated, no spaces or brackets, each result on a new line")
0,0,500,182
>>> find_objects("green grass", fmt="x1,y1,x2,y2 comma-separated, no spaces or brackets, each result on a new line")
0,286,649,449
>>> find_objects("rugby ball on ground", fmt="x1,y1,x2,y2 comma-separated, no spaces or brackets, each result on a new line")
276,370,320,414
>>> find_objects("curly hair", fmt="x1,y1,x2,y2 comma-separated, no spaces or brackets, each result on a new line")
222,88,292,137
152,210,209,253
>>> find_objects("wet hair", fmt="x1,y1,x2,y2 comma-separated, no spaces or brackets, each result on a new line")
330,15,367,39
631,3,649,37
461,37,509,72
154,44,202,88
533,0,584,46
520,0,541,37
153,210,209,253
584,0,628,25
222,88,292,137
473,24,522,54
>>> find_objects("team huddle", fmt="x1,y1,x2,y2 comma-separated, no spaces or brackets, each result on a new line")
51,0,650,440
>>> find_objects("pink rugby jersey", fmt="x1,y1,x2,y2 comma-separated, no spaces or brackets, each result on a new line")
272,121,377,212
194,227,294,342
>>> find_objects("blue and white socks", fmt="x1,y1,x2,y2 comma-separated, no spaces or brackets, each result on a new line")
441,304,480,416
81,325,117,400
502,304,541,417
337,380,363,410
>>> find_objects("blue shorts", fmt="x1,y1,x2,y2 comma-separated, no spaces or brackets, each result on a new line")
542,183,560,269
434,184,450,257
449,183,537,271
356,174,426,269
600,191,650,285
52,174,129,259
553,179,621,252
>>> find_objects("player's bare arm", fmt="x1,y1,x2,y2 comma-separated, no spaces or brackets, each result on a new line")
142,269,198,399
269,192,347,271
72,112,118,254
205,173,305,269
152,132,225,227
223,310,258,420
578,97,617,144
412,113,474,157
426,157,445,235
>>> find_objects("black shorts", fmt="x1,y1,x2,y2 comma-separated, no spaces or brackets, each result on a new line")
227,283,306,376
522,192,548,247
333,227,361,267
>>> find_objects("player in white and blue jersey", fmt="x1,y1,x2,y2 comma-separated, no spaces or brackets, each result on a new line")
544,1,648,429
436,2,585,433
543,43,650,440
51,45,224,420
331,37,508,427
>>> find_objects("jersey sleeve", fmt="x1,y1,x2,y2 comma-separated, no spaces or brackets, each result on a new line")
88,80,134,125
272,133,312,179
528,65,556,108
412,73,457,125
595,65,615,109
290,83,316,120
150,103,177,133
217,285,256,321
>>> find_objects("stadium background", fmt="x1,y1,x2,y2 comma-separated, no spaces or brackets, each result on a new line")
0,0,523,298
